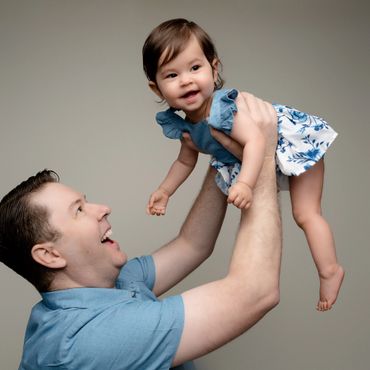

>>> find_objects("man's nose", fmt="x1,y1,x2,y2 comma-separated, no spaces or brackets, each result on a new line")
91,203,111,220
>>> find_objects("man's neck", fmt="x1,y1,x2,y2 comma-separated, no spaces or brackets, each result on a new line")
48,272,117,291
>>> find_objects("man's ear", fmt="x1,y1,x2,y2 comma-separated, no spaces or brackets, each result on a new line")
148,81,163,99
31,243,66,269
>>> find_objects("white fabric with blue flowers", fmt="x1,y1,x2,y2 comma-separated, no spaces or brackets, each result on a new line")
209,90,337,193
273,103,337,176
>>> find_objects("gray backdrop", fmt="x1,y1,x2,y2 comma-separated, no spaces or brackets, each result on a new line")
1,1,369,369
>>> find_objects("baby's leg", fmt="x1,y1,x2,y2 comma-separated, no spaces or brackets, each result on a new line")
289,159,344,311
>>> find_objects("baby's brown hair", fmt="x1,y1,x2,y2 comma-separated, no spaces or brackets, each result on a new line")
142,18,224,89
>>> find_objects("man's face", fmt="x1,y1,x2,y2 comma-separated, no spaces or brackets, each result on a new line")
31,182,127,288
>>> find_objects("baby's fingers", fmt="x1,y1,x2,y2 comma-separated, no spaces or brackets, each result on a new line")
153,206,166,216
240,199,252,209
146,203,157,216
147,205,165,216
228,191,241,206
233,195,245,209
227,190,236,204
148,193,157,208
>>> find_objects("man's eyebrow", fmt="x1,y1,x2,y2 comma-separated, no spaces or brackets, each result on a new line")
68,194,87,210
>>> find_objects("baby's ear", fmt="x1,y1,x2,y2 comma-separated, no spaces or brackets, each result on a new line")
212,59,219,81
148,81,163,99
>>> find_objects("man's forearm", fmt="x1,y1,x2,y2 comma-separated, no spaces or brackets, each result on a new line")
179,167,227,256
175,156,282,365
229,156,282,301
151,167,227,296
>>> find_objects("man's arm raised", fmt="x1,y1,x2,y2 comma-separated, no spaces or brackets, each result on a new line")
151,166,228,297
173,95,281,365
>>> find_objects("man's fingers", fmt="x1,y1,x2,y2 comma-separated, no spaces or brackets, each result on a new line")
239,91,278,154
210,128,243,160
182,132,191,141
240,92,258,112
240,92,266,123
181,132,200,152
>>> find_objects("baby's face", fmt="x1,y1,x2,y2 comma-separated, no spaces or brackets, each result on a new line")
152,35,217,121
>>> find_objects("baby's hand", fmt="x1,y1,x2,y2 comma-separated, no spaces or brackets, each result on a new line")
227,182,253,209
147,188,170,216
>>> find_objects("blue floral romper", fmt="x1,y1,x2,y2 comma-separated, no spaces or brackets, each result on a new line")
156,89,338,193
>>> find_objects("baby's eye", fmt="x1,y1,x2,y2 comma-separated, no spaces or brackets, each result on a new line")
191,65,201,71
166,73,177,79
77,206,83,214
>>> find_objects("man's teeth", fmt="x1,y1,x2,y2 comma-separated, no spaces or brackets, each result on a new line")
101,229,113,242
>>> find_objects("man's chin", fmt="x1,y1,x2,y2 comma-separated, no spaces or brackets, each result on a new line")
116,249,128,267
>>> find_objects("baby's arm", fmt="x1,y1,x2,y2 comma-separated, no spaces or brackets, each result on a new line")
227,93,267,209
147,140,199,215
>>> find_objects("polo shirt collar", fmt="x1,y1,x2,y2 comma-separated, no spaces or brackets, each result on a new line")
41,287,131,310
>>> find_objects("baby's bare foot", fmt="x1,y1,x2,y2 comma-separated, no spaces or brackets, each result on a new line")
316,264,345,312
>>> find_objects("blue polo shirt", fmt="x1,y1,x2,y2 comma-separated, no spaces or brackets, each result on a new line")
19,256,194,370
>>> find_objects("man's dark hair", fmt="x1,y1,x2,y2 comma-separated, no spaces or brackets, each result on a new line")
0,169,61,292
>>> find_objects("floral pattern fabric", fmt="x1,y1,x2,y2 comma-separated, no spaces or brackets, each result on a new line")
274,103,337,176
209,91,337,193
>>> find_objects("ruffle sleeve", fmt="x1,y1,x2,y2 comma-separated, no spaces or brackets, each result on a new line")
156,109,184,140
208,89,238,134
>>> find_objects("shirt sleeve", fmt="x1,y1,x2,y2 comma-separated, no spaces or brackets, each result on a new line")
116,255,156,290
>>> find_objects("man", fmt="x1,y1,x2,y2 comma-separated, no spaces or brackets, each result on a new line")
0,94,280,369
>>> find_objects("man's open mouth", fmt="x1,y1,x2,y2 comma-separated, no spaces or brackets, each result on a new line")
101,229,113,244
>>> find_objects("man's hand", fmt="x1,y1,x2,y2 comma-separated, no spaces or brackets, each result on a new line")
209,127,244,160
239,92,277,156
210,93,277,158
181,133,200,152
147,187,170,216
228,181,253,209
